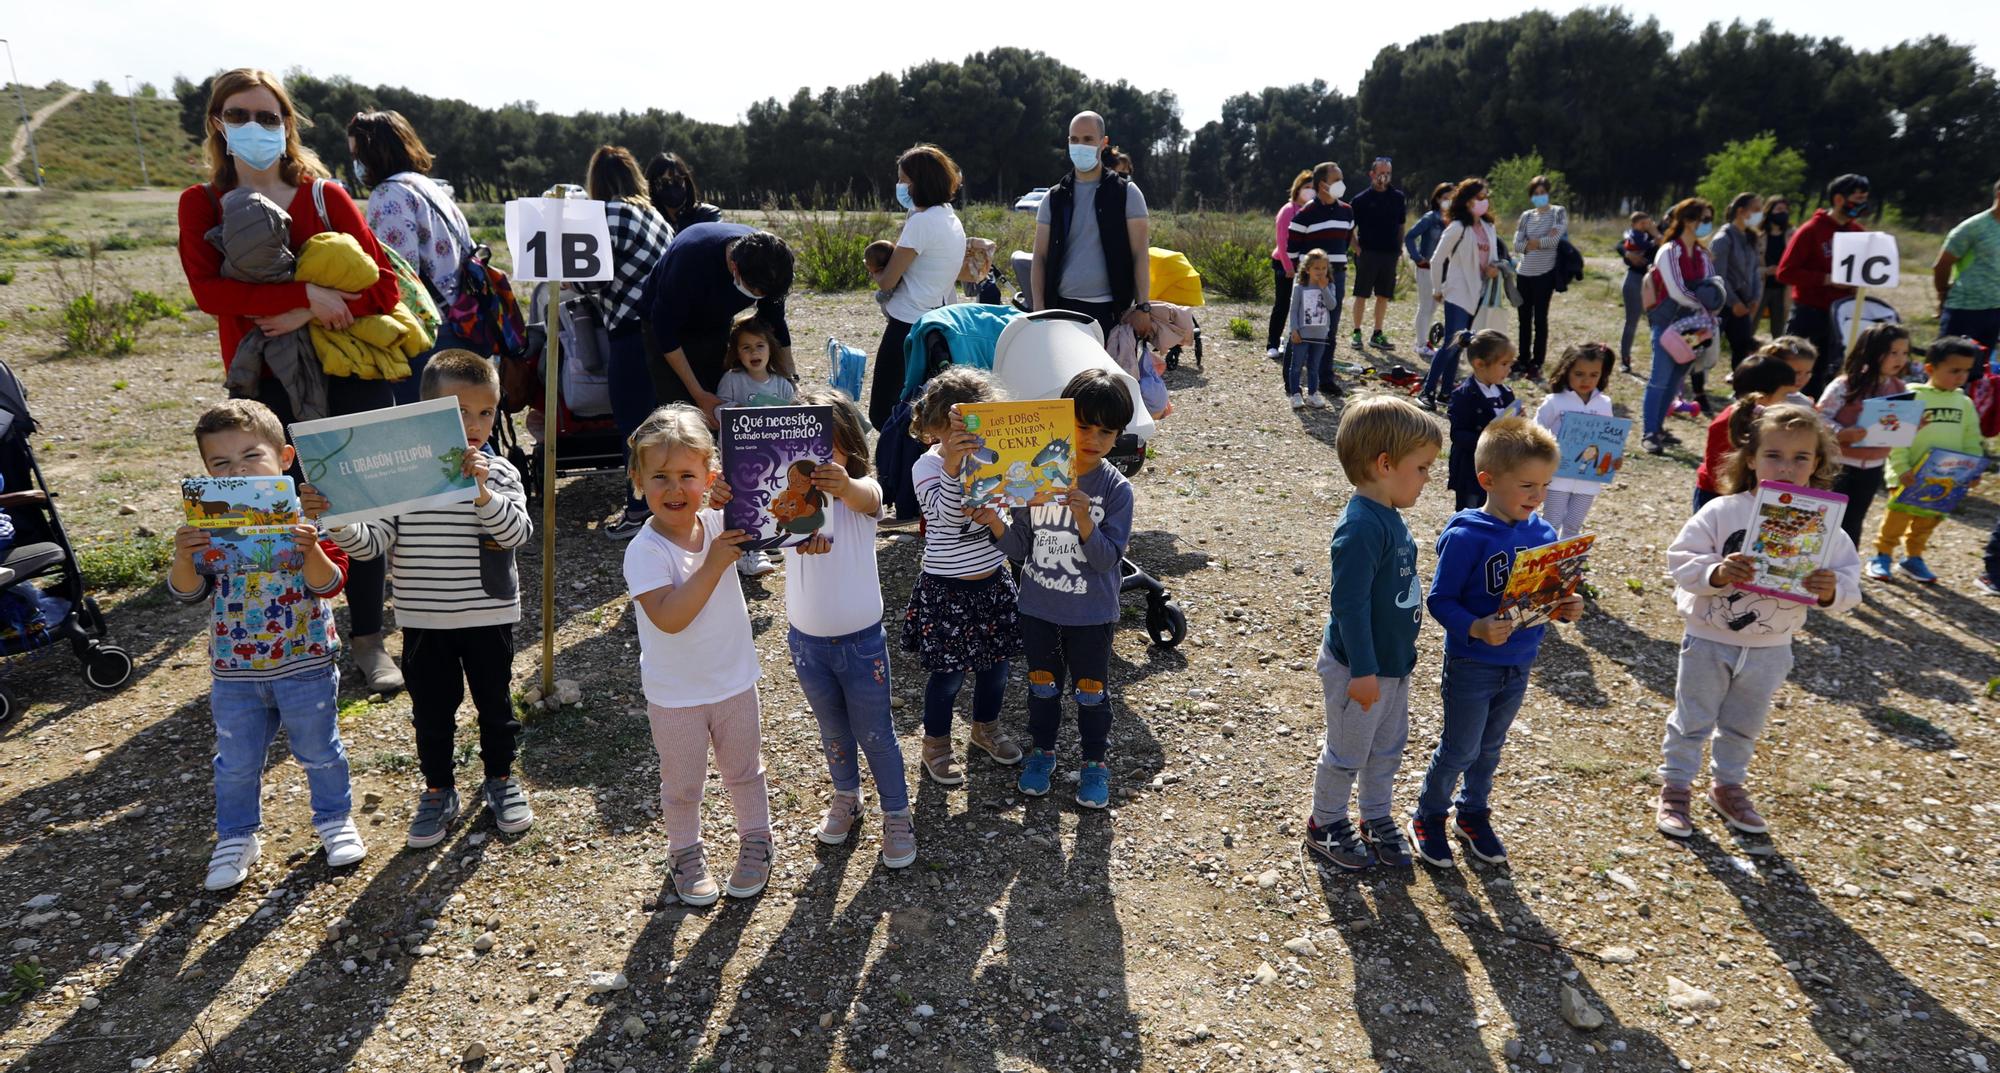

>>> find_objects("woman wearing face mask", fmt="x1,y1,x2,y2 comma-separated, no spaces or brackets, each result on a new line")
1266,170,1315,359
867,144,967,430
1641,198,1719,454
1511,175,1567,380
588,146,677,540
346,110,473,404
177,67,410,693
1286,162,1355,391
1709,191,1765,371
1404,182,1453,358
1757,196,1792,337
1417,178,1499,411
644,152,723,231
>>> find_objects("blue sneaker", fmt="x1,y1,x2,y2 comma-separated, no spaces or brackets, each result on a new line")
1075,762,1110,809
1017,750,1055,797
1454,809,1507,863
1864,554,1893,581
1408,814,1455,868
1361,816,1412,868
1898,557,1939,584
1303,817,1373,871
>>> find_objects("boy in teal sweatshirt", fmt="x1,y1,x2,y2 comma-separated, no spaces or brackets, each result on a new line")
1871,338,1985,584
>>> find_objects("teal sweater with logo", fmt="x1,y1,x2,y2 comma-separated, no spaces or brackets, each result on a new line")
1323,495,1423,678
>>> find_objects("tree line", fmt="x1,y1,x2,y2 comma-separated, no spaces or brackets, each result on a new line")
173,12,2000,222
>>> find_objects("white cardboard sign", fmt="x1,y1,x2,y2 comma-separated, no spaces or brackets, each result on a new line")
1831,231,1899,290
503,197,613,282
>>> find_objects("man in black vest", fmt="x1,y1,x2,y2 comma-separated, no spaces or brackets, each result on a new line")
1030,111,1153,340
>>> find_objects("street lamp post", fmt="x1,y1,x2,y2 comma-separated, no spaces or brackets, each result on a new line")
124,74,149,187
0,39,43,189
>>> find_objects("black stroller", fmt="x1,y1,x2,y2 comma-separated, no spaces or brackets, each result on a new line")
0,359,134,722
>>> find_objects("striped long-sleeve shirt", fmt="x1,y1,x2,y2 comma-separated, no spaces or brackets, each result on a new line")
331,454,533,628
913,448,1007,578
1288,199,1354,264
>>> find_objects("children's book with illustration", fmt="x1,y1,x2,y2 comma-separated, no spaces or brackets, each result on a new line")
1554,414,1631,484
718,404,835,551
289,397,478,527
959,399,1076,511
1892,448,1988,515
1855,394,1922,448
180,476,303,575
1742,481,1847,605
1495,534,1595,628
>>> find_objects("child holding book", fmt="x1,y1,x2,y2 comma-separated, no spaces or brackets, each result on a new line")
623,404,770,905
1816,323,1912,548
318,351,535,848
1870,337,1985,583
1413,417,1584,867
1286,249,1342,410
901,367,1025,785
716,318,798,576
170,400,362,890
1693,354,1799,513
1656,403,1861,839
1447,330,1520,511
1303,395,1441,871
1533,342,1615,539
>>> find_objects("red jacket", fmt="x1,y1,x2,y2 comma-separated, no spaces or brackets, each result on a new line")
1775,208,1862,312
177,180,402,372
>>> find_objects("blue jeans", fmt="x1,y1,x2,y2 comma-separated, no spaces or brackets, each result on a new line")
1414,656,1528,818
1421,302,1475,397
923,662,1009,738
788,623,909,812
1286,341,1325,396
607,321,657,515
1642,314,1690,438
1316,269,1348,386
210,665,351,838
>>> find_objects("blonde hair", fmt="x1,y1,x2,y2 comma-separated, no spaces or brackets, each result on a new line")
1336,395,1441,485
909,366,1002,442
1473,416,1558,477
626,404,715,480
202,68,329,190
194,398,286,453
1295,248,1333,285
1717,403,1840,494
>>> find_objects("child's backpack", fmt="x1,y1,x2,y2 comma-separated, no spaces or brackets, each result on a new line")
826,337,868,405
379,175,528,361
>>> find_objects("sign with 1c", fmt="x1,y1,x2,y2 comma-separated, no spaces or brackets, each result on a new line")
1831,231,1900,290
503,196,613,282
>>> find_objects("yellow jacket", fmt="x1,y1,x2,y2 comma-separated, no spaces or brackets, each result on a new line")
294,232,432,381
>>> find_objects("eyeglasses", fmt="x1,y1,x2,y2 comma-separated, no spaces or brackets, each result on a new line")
219,107,284,130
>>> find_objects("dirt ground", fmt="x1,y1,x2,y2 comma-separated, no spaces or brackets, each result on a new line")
0,215,1997,1073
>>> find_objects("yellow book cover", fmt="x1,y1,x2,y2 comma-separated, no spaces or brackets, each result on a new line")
960,399,1076,510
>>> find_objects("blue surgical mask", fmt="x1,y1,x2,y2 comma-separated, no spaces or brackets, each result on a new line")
1068,144,1100,171
1846,199,1871,218
1695,221,1715,239
351,160,370,188
224,122,286,172
1747,211,1764,228
1531,193,1551,208
895,182,915,212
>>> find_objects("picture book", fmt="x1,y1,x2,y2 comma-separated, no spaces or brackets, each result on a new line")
1892,448,1988,514
718,404,835,551
290,397,478,528
1855,395,1923,448
1495,534,1595,628
960,399,1076,511
180,476,304,576
1554,414,1631,484
1741,481,1847,605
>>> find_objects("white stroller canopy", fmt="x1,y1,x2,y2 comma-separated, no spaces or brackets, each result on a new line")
992,311,1157,443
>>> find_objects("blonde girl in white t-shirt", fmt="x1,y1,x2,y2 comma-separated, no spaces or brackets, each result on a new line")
621,404,770,907
1533,342,1617,539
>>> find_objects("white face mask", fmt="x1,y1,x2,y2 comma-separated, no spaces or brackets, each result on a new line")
1747,211,1765,228
1326,180,1346,200
1470,198,1490,216
734,278,758,301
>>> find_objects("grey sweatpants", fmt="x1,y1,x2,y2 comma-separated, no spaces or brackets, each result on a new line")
1311,646,1411,825
1658,635,1793,787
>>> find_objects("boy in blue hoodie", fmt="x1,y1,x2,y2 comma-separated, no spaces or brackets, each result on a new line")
1411,416,1584,867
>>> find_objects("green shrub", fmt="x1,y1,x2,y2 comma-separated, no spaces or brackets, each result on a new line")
768,199,895,292
1486,153,1569,221
1697,132,1807,213
36,234,84,259
1227,317,1253,340
102,233,141,251
1190,241,1268,301
0,266,11,285
1159,211,1272,302
78,535,173,591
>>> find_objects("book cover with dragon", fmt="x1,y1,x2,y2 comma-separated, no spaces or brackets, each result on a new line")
959,399,1076,511
718,405,835,551
289,397,477,528
1495,534,1595,628
180,475,303,576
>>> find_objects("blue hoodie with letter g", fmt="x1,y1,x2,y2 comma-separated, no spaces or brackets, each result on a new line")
1426,507,1559,666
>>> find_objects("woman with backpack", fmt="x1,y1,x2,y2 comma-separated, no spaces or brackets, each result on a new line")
1511,174,1567,380
590,147,678,540
177,67,408,693
346,110,473,405
645,153,723,231
1641,198,1719,455
1417,177,1500,411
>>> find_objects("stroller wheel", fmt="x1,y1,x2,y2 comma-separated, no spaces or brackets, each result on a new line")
0,688,12,726
83,646,134,691
1145,598,1187,648
1165,345,1181,371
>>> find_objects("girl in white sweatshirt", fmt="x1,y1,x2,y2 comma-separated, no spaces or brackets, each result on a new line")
1532,342,1617,539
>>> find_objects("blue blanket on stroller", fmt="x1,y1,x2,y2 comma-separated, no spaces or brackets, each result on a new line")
899,303,1019,402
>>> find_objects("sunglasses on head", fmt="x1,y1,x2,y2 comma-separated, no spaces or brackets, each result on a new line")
219,107,284,130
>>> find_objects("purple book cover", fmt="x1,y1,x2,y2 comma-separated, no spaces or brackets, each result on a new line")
718,405,835,551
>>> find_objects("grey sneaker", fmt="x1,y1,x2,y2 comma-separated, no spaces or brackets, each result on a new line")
604,508,647,541
880,810,917,869
406,788,461,849
670,844,720,906
483,777,534,835
727,832,774,898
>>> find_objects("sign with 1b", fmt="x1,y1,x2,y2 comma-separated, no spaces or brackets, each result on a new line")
1831,231,1899,290
503,197,613,282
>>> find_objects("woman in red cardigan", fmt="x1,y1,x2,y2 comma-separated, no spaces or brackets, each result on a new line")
177,67,408,693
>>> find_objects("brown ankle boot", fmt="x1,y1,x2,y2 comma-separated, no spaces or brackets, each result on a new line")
968,719,1022,766
920,735,965,785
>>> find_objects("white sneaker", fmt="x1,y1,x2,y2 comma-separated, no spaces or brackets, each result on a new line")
738,551,777,577
204,834,261,891
1288,393,1305,410
316,817,367,867
1306,393,1328,409
1266,347,1280,359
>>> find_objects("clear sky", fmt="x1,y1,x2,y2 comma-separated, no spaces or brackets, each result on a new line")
7,2,1996,131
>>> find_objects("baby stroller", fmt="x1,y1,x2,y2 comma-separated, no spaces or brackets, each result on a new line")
1006,248,1205,372
494,283,629,507
898,307,1187,647
0,359,134,722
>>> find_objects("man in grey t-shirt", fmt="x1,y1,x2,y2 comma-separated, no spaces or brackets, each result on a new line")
1030,111,1152,339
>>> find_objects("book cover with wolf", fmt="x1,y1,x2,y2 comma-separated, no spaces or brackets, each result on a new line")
1496,534,1595,627
180,475,304,575
718,404,836,551
959,399,1076,511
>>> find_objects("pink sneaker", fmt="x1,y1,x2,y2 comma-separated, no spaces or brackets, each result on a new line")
817,791,862,845
1708,784,1769,834
1655,784,1693,839
726,832,773,898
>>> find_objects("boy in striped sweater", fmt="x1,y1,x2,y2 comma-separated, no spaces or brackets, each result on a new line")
312,351,536,848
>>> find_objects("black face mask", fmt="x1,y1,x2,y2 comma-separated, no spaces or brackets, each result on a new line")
659,181,690,210
1768,211,1789,227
